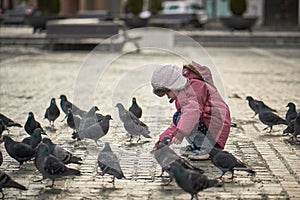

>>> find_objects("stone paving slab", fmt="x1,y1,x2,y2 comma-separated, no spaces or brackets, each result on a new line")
0,45,299,199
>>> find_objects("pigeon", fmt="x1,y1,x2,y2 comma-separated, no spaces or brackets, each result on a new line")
24,112,46,135
154,137,204,185
285,102,297,124
209,148,255,179
257,102,287,132
34,143,81,187
97,142,125,183
78,106,100,131
21,128,43,149
292,112,300,141
0,150,2,166
246,96,277,117
116,103,151,142
42,137,82,165
168,160,221,200
59,94,86,117
0,170,27,198
0,119,8,136
0,113,22,128
66,109,81,134
3,135,35,167
44,98,60,127
129,97,142,119
72,115,113,145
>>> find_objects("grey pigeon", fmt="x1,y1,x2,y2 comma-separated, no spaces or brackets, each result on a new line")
66,109,81,134
59,94,86,117
209,148,255,179
246,96,277,117
0,150,2,166
0,170,27,198
24,112,46,135
21,128,43,149
0,119,8,136
258,102,287,132
42,137,82,165
0,113,22,128
78,106,99,131
97,142,125,183
292,112,300,141
44,98,60,127
72,115,112,145
154,137,204,185
168,161,221,200
285,102,297,124
116,103,151,142
129,97,142,119
3,135,35,167
34,143,81,187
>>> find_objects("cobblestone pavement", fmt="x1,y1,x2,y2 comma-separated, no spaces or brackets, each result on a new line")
0,44,299,199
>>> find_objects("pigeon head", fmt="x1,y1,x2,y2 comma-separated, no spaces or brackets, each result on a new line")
104,115,113,120
102,142,112,152
32,128,43,138
246,96,253,101
161,136,171,145
286,102,296,109
115,103,124,110
132,97,137,103
51,98,56,104
59,95,67,101
28,112,34,117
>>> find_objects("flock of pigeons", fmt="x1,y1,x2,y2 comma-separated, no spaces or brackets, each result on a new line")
246,96,300,141
0,93,298,199
0,94,150,198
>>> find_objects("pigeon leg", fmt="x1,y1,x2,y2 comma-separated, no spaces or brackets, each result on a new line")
229,170,235,180
128,135,133,143
136,136,141,143
61,115,68,122
162,177,173,186
46,180,55,188
158,169,164,177
33,178,44,183
0,190,4,199
262,126,269,131
268,126,273,133
216,171,226,179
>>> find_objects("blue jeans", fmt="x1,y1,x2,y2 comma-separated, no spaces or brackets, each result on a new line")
173,111,215,150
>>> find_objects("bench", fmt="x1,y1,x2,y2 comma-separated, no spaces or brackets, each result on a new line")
76,10,109,20
148,13,195,29
46,18,140,51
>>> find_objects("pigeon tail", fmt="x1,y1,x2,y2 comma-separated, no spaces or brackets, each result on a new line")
234,167,256,175
70,156,83,165
5,179,27,190
141,132,151,138
65,168,81,176
207,179,222,188
7,122,22,128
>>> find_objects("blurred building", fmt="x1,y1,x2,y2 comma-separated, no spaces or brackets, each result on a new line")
0,0,299,27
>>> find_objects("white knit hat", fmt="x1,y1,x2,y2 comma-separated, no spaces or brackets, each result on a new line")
151,64,188,97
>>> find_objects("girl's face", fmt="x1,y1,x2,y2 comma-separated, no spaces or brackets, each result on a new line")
166,90,176,103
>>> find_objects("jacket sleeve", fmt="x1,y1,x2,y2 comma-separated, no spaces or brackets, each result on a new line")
158,122,177,141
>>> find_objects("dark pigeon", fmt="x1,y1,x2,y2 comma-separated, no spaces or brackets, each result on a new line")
0,119,8,136
66,109,81,134
0,170,27,198
21,128,43,149
34,143,81,187
116,103,151,142
59,94,86,117
97,142,125,183
24,112,46,135
285,102,297,124
246,96,277,117
154,137,204,185
0,113,22,128
72,115,112,145
44,98,60,127
42,137,82,165
209,148,255,179
258,102,287,132
292,112,300,141
283,119,295,135
129,97,142,119
3,135,35,167
168,160,221,200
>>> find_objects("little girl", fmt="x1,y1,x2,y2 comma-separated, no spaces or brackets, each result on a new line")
151,61,231,160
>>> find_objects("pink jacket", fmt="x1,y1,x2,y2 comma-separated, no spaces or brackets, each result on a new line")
159,64,231,150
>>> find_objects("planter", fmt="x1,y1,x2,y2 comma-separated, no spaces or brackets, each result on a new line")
220,16,257,32
27,13,64,34
124,16,148,28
